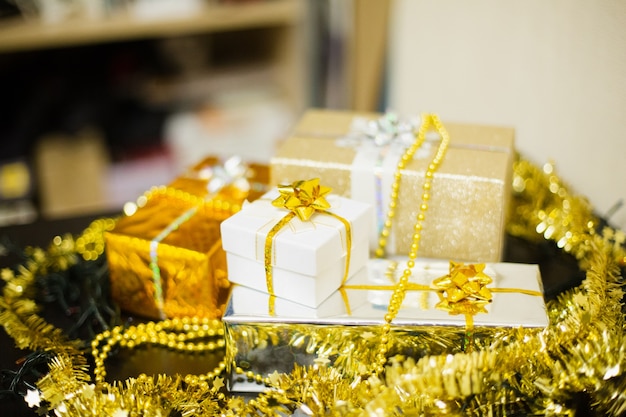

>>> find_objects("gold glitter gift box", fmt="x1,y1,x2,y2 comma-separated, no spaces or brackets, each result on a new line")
223,259,548,392
270,109,515,262
105,157,269,320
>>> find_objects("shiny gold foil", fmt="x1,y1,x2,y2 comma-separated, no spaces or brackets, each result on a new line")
106,158,269,320
105,193,236,320
271,109,514,261
224,321,527,392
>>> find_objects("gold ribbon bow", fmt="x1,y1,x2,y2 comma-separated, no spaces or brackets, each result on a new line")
272,178,332,221
431,261,494,343
265,178,352,314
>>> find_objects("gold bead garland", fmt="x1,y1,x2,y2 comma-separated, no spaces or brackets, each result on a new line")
91,317,226,384
374,114,451,374
74,218,116,261
375,114,428,258
90,316,271,390
233,363,272,386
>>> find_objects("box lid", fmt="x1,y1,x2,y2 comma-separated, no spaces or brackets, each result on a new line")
220,189,372,276
288,108,515,150
110,195,223,253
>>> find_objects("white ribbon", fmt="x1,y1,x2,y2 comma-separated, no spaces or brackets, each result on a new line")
336,112,426,253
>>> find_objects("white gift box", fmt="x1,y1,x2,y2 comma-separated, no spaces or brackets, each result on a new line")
220,189,372,307
225,267,370,320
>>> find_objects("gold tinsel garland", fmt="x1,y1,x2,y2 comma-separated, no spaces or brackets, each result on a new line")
0,158,625,416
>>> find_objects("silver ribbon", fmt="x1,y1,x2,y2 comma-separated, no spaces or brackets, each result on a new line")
193,155,251,196
336,111,421,148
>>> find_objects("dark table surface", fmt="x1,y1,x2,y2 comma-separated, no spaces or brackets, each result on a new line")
0,212,586,416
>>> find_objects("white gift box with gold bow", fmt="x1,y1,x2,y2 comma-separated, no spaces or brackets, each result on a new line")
220,186,372,308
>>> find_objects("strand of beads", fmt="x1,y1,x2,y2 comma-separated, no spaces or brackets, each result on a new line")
232,362,273,387
91,317,226,384
74,218,117,261
373,114,450,374
374,114,429,258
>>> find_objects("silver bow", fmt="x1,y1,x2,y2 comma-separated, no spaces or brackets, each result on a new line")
338,111,421,148
195,156,250,195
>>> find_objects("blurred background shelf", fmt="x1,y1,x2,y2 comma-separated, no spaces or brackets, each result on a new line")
0,0,391,226
0,0,301,52
0,0,312,224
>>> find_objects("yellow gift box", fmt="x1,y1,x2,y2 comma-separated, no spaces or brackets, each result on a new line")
270,109,515,262
105,157,269,320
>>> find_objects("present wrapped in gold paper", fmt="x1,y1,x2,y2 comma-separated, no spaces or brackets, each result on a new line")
106,157,269,320
270,109,515,262
169,155,269,203
223,259,548,392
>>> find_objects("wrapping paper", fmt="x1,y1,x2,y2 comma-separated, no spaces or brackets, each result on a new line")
220,189,372,307
105,157,269,320
270,109,515,261
223,258,547,392
106,194,236,319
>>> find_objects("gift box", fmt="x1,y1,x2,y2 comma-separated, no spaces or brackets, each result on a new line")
270,109,515,262
220,180,372,308
168,155,269,202
223,259,548,392
105,156,268,320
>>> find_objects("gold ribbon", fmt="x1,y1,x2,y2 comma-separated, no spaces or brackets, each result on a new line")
342,261,543,349
265,178,352,315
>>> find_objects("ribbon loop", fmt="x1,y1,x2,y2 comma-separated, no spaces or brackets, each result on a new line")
190,155,251,196
432,261,494,307
430,261,495,335
272,178,332,221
